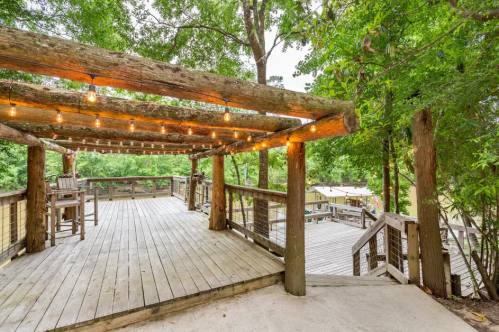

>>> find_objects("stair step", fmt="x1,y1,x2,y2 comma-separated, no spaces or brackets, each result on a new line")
306,274,401,287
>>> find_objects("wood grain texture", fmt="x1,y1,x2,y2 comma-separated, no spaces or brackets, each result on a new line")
285,142,306,296
26,146,46,253
0,24,354,118
209,155,226,230
188,159,198,211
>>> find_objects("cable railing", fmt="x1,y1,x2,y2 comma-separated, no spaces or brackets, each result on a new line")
0,189,27,266
171,176,188,201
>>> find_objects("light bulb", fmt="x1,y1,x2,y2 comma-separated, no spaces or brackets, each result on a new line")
120,141,123,146
188,127,192,135
93,148,96,152
247,135,252,142
161,144,164,148
151,143,154,148
262,142,266,147
68,137,72,142
126,149,129,153
96,140,99,145
161,124,166,134
234,131,238,138
311,124,316,132
130,141,134,146
141,142,144,147
107,141,111,146
77,147,80,151
84,147,87,151
102,149,105,153
53,134,57,140
129,120,135,132
209,144,212,149
212,130,216,138
87,84,96,102
82,139,86,144
95,115,100,127
286,137,290,146
253,146,256,151
193,144,196,149
224,107,230,122
308,179,312,185
56,110,63,123
8,104,16,117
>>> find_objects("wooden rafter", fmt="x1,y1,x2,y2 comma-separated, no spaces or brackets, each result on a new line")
190,112,359,159
0,24,355,119
0,80,301,133
53,141,205,153
0,122,75,154
0,104,245,141
49,139,195,149
1,122,227,146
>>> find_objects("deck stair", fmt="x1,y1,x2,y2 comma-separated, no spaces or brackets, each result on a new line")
306,274,399,287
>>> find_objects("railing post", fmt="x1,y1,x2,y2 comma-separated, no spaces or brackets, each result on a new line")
407,223,420,285
152,179,157,198
209,155,226,230
361,208,366,229
170,178,174,196
131,180,136,199
443,251,452,296
285,142,306,296
26,146,46,253
184,177,189,203
10,201,18,244
353,251,361,276
94,186,99,225
109,181,113,201
228,188,233,229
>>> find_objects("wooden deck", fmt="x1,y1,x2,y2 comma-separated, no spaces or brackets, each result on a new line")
0,197,284,332
304,221,477,296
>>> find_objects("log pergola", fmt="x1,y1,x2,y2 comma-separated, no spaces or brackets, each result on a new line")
0,24,358,296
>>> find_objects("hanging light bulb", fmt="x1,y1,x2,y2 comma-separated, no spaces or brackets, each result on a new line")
308,179,312,185
87,75,97,102
119,141,123,146
234,131,238,138
84,147,87,151
53,134,57,140
202,144,205,148
93,148,96,152
118,150,121,154
68,137,73,142
110,149,113,153
212,130,216,138
77,147,80,151
247,135,252,142
108,141,111,146
188,126,192,135
8,104,16,117
96,140,99,145
253,146,256,151
286,137,290,146
126,149,129,153
95,115,100,127
193,144,196,149
262,142,266,147
82,139,86,144
141,142,144,147
209,144,212,149
224,108,231,122
374,171,378,175
143,151,145,155
102,149,105,153
161,124,166,134
56,110,63,123
151,143,154,148
129,120,135,132
311,123,316,132
130,141,134,146
161,144,164,148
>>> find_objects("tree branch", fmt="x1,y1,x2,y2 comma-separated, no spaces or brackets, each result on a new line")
449,0,499,21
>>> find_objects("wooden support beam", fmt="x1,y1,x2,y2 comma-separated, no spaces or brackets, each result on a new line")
62,153,75,176
0,80,301,133
49,139,196,150
0,24,354,119
2,122,226,146
54,141,206,153
190,112,359,159
188,159,198,211
26,146,46,253
209,155,226,230
0,122,74,154
0,104,243,141
285,142,306,296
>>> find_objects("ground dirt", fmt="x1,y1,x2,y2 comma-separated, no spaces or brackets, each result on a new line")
436,297,499,332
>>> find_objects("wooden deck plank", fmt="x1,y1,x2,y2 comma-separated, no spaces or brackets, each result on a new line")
126,204,144,311
112,202,130,314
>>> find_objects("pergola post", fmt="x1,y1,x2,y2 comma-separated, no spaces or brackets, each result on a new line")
62,153,75,176
188,159,198,211
209,155,226,230
26,146,46,253
285,142,306,296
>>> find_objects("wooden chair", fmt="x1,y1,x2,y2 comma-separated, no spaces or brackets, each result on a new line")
57,177,99,226
45,182,85,246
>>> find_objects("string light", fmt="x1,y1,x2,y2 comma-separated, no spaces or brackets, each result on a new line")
202,144,205,148
188,126,192,135
129,119,135,132
161,144,164,148
77,147,80,151
130,141,134,146
110,149,113,153
161,124,166,134
151,143,154,148
82,139,86,144
118,150,121,154
107,141,111,146
234,131,238,138
209,144,212,149
223,100,230,121
84,147,87,151
68,137,72,142
262,142,266,147
95,115,100,127
141,142,144,147
8,104,16,117
193,144,196,149
212,130,216,138
102,149,105,153
87,75,97,102
120,141,123,146
96,140,99,145
56,110,63,123
286,137,290,146
126,149,129,153
247,135,252,142
311,114,316,132
253,146,256,151
53,134,57,140
93,148,96,152
308,179,312,185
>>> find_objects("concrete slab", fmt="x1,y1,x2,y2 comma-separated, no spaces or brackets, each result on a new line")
118,283,476,332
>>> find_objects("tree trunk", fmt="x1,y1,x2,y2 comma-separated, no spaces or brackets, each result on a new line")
26,146,46,253
188,159,198,211
209,155,226,230
412,108,447,297
62,153,75,176
390,137,400,214
382,93,392,212
285,142,306,296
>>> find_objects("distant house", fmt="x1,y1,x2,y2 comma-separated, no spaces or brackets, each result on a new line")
306,185,377,212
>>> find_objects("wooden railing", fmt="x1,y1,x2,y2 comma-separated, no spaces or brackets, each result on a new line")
86,176,174,200
225,184,287,257
194,180,212,214
0,189,27,266
327,203,378,229
171,176,188,201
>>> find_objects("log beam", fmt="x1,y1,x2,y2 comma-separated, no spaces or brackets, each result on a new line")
0,79,301,133
50,139,194,149
188,159,198,211
285,142,306,296
0,122,75,154
0,104,244,141
190,112,359,159
26,146,46,253
53,141,206,153
0,24,354,119
2,122,227,146
209,155,226,230
62,153,75,176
